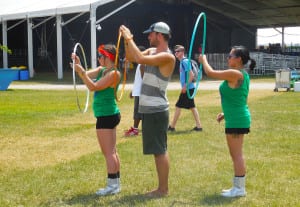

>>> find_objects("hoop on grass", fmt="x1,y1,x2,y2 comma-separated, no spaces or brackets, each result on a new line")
72,43,90,113
114,32,127,102
186,12,206,99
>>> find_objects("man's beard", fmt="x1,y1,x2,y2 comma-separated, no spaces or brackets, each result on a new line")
149,39,158,47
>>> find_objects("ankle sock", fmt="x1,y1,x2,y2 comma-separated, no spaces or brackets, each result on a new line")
108,173,118,179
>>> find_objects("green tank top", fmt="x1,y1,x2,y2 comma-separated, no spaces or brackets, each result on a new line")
219,70,251,128
92,68,120,117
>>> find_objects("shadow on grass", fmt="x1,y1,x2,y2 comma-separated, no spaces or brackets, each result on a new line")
64,193,237,207
65,193,99,205
64,193,158,206
168,130,199,135
169,200,199,206
112,193,162,206
199,193,240,206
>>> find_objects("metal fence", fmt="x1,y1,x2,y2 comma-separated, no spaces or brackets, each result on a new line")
204,52,300,75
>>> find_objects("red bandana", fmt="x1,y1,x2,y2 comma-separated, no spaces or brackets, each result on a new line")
97,45,115,62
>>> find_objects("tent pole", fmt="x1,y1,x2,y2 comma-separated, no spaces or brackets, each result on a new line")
281,27,285,53
27,18,34,78
2,20,8,68
56,15,63,79
90,7,97,69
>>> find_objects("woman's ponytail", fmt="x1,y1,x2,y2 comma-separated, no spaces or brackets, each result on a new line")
249,58,256,71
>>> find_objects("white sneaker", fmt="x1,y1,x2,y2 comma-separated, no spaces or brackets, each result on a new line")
95,178,121,196
95,184,120,196
221,187,246,197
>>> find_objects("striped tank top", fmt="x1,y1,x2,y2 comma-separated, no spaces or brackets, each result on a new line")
138,64,170,113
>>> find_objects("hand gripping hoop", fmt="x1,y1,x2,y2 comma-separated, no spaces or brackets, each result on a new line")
72,43,90,113
186,12,206,99
114,32,127,102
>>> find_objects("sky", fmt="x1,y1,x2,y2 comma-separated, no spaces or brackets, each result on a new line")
257,26,300,46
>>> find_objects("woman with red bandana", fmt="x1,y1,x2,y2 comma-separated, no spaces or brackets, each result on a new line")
72,44,121,196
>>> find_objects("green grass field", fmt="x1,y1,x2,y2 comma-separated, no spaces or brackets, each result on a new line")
0,79,299,207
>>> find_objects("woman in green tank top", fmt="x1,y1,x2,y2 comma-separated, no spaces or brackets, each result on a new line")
72,44,122,196
198,46,256,198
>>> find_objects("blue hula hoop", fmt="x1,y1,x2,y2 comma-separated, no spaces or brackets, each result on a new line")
186,12,206,99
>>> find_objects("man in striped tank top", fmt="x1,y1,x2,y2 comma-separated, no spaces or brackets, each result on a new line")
120,22,175,197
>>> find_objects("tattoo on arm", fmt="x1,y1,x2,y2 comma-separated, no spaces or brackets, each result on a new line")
236,78,243,88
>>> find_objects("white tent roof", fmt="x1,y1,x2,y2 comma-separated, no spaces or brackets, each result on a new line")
1,0,136,79
0,0,113,21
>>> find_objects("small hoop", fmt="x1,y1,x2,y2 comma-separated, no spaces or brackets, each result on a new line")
186,12,206,99
72,43,90,113
114,32,127,102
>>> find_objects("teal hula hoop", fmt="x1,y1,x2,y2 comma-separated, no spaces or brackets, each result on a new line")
186,12,206,99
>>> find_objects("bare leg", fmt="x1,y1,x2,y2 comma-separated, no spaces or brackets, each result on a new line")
170,107,181,128
190,107,202,128
145,153,169,197
133,118,141,129
226,134,245,176
221,134,246,197
97,128,120,173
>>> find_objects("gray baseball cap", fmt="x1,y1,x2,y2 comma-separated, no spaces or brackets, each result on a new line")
143,22,171,35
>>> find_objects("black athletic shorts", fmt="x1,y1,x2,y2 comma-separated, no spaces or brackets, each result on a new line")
175,88,196,109
96,113,121,129
225,128,250,134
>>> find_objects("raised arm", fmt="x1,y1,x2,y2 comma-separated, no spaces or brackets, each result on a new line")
198,54,243,83
119,25,175,77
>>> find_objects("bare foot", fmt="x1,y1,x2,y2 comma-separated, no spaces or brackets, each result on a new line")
144,189,168,198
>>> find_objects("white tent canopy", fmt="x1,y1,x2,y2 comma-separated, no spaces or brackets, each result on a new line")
0,0,111,20
0,0,135,79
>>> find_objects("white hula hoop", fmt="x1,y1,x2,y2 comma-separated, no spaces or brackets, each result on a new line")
72,43,90,113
